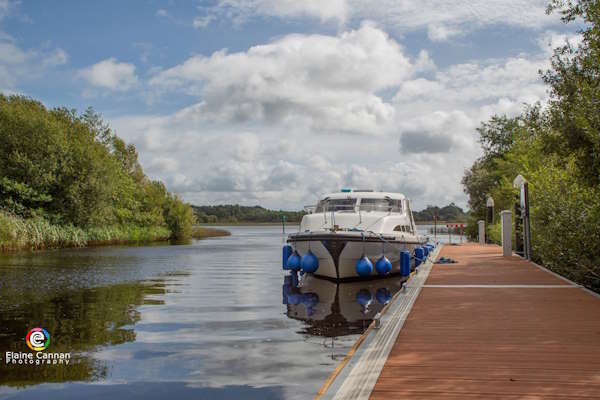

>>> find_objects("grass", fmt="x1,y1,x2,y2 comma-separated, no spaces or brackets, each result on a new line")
0,212,171,252
191,226,231,239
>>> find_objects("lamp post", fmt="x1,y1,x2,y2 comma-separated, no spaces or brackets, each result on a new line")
486,196,495,224
513,175,531,260
484,196,494,244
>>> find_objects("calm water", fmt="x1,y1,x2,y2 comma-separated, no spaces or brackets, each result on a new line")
0,225,455,399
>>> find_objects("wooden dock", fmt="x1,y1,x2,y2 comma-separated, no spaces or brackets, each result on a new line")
320,243,600,400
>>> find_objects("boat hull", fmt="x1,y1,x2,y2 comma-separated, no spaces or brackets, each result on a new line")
288,233,427,280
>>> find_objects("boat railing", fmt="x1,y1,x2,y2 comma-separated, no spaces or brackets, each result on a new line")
314,204,403,213
303,205,316,214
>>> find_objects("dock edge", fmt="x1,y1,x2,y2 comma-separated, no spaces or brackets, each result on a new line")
316,244,442,400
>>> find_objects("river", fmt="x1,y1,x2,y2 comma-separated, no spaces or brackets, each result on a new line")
0,225,462,399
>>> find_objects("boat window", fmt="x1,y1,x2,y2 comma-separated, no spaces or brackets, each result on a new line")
359,198,403,212
390,200,403,212
315,198,357,212
359,198,390,211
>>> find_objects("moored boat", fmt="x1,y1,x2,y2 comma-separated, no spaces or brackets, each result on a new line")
282,189,431,281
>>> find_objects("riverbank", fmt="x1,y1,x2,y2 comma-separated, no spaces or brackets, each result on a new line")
0,212,171,252
192,226,231,239
0,213,232,253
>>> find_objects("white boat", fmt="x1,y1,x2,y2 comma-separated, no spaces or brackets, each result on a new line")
285,190,428,281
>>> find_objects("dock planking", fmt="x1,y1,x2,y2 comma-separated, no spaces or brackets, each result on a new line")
370,243,600,400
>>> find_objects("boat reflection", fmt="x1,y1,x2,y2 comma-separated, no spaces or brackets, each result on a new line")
282,273,407,337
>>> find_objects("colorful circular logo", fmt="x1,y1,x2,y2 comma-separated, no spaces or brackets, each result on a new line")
26,328,50,351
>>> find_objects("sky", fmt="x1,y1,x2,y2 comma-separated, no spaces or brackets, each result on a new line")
0,0,581,210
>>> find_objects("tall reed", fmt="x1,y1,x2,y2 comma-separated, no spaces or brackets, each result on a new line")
0,212,170,252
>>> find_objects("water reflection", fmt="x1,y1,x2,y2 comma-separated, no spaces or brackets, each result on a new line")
282,273,407,337
0,277,169,387
0,226,407,400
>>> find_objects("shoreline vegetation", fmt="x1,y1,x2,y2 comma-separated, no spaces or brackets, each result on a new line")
461,1,600,292
0,212,231,253
0,211,171,252
192,203,469,225
0,95,212,254
191,226,231,239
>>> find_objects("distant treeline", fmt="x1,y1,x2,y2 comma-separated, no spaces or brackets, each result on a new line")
193,204,305,223
193,203,467,224
412,203,467,222
0,95,195,251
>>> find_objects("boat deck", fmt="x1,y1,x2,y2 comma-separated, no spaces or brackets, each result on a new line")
321,243,600,399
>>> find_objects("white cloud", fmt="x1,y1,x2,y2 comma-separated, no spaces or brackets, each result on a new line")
0,35,68,92
155,9,168,18
150,23,412,135
198,0,556,41
0,38,26,90
192,15,215,29
349,0,553,38
42,47,68,67
398,110,475,154
537,30,584,57
78,58,138,91
111,25,565,210
208,0,348,25
413,50,436,72
427,24,461,42
112,110,440,208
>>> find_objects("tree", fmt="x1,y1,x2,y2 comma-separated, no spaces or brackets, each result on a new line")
544,0,600,185
0,95,195,241
477,115,521,158
164,194,195,240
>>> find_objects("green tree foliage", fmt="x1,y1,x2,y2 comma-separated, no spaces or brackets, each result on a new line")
461,114,527,218
164,194,195,240
412,203,467,222
543,0,600,185
529,158,600,288
193,204,305,223
462,0,600,291
0,95,195,246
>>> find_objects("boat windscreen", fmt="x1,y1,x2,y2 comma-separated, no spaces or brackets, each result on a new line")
315,198,357,212
359,198,402,212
